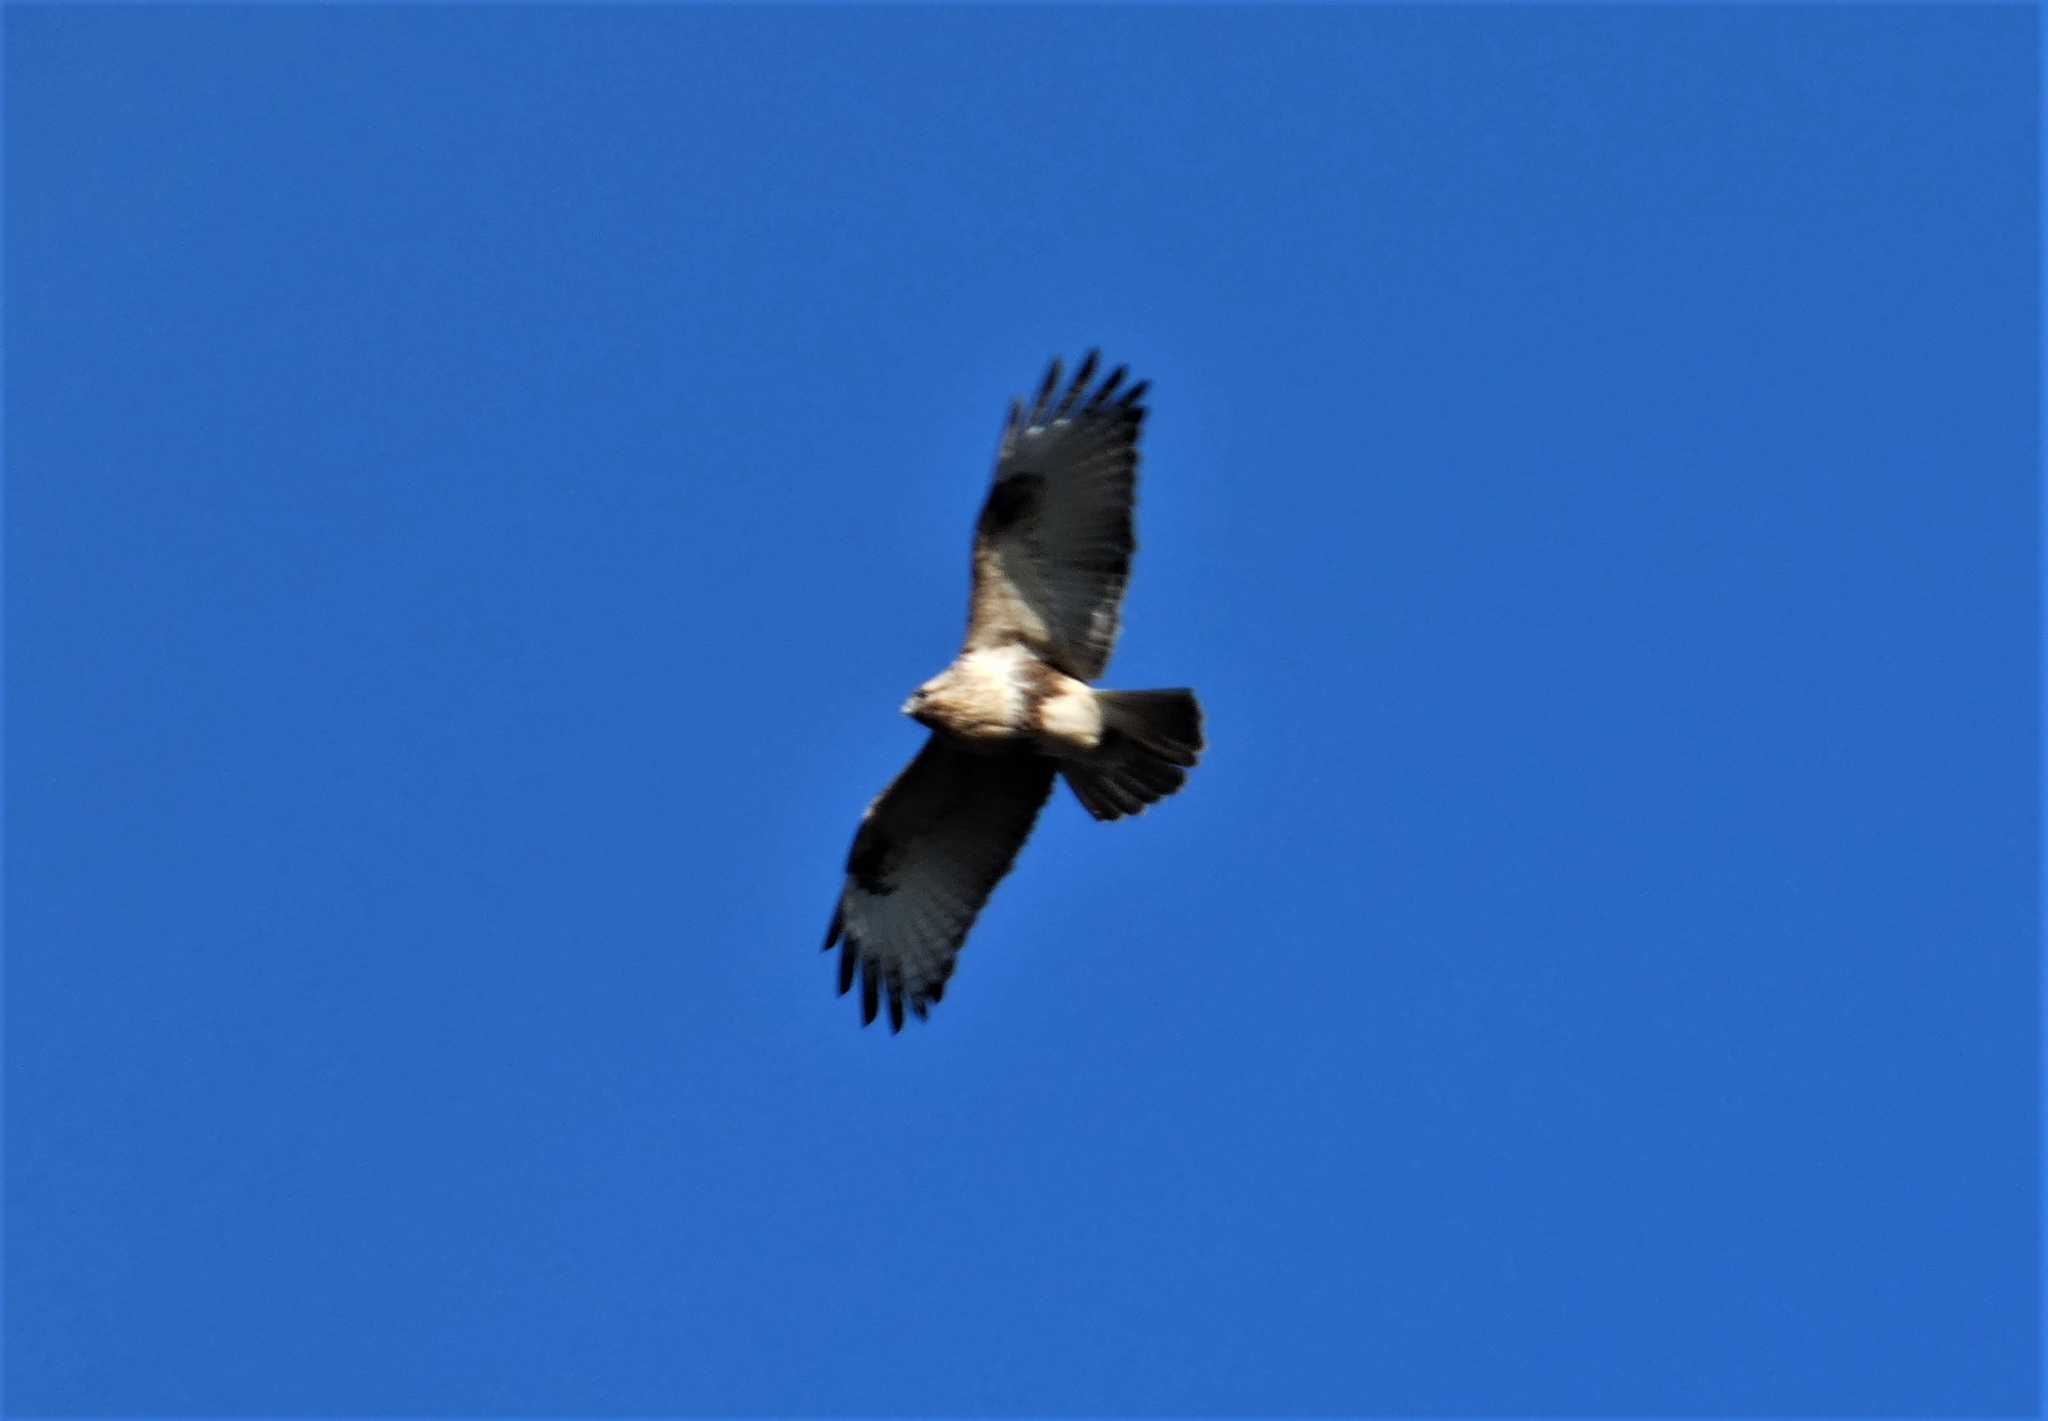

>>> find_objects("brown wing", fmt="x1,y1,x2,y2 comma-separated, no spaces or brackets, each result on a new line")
823,735,1056,1031
967,351,1148,681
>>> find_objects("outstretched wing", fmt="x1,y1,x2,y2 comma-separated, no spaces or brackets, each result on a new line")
967,351,1148,681
824,735,1056,1031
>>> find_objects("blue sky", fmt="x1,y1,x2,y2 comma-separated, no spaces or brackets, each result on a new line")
5,6,2037,1415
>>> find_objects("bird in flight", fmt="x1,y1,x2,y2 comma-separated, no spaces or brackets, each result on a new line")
823,352,1205,1031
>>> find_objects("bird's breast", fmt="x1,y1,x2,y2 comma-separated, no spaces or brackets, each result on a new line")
927,644,1037,742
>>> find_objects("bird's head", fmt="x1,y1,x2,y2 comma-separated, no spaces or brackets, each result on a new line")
902,673,950,728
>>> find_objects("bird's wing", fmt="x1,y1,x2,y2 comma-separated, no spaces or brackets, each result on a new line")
824,734,1056,1030
966,351,1148,681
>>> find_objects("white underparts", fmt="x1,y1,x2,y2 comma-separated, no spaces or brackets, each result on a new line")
958,644,1034,729
916,644,1103,753
919,644,1033,740
1034,678,1103,752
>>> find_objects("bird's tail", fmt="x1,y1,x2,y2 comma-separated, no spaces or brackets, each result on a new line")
1061,688,1204,822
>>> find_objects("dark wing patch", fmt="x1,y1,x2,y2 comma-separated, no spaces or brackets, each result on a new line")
845,830,895,896
967,352,1147,680
976,473,1044,538
823,734,1056,1032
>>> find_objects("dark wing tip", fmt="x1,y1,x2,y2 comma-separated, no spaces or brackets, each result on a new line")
1021,353,1143,425
860,959,879,1026
1092,363,1128,405
1033,357,1062,420
1056,350,1100,417
824,904,844,951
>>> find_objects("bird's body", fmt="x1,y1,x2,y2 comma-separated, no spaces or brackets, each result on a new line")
824,353,1205,1030
907,644,1103,754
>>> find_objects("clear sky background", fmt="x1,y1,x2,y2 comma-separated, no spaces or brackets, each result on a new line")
5,6,2037,1416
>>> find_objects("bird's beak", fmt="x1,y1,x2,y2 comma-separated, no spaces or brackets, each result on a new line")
901,695,921,717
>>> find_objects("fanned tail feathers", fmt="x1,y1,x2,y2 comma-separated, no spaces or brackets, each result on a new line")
1061,688,1204,822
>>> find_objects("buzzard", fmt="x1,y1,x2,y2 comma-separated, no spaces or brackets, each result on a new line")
823,352,1205,1030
